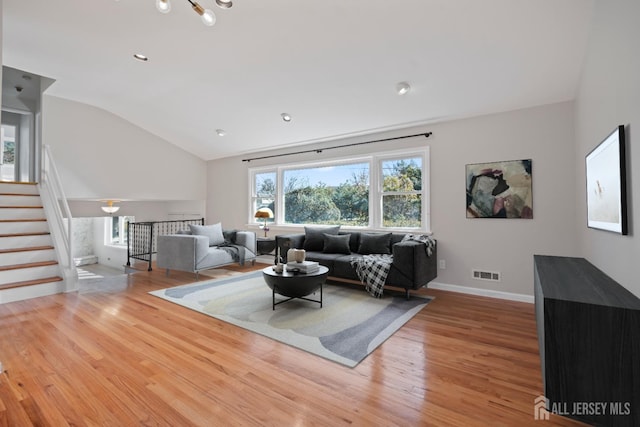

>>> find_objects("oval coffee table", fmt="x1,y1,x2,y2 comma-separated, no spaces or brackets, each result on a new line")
262,265,329,310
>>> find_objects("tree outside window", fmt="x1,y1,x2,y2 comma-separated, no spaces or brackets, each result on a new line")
381,158,422,228
253,172,276,224
283,163,369,226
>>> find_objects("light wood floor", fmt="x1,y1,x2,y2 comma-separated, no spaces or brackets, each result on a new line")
0,262,585,426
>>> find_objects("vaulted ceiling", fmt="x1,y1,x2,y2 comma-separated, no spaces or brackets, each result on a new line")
3,0,594,160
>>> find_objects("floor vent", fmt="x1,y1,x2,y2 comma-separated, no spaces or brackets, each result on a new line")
472,269,501,282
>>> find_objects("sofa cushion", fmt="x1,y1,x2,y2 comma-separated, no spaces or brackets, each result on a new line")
357,232,392,255
333,254,360,281
223,229,237,244
323,233,351,254
303,225,341,251
342,232,361,253
189,223,225,246
303,251,337,274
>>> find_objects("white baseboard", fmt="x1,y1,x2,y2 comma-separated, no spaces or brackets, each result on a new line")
428,281,534,303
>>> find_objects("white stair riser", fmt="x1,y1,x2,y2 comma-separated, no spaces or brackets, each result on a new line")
0,195,42,207
0,264,61,285
0,221,49,235
0,234,52,250
0,280,65,304
0,249,57,268
0,208,45,220
0,183,39,195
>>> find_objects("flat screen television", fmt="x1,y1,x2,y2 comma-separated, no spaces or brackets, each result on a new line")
585,125,627,235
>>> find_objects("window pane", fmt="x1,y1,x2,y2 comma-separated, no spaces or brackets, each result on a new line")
382,158,422,192
283,163,369,226
255,172,276,197
383,194,422,228
111,216,120,241
109,216,134,245
255,172,276,223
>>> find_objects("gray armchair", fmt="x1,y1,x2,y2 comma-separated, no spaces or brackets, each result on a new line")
157,230,256,278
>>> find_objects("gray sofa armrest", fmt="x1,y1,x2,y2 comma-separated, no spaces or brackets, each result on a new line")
235,231,257,257
275,233,305,262
390,239,437,288
157,234,210,273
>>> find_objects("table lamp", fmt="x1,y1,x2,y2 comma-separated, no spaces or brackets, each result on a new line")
254,207,274,237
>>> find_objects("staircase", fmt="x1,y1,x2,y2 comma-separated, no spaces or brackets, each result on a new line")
0,181,64,304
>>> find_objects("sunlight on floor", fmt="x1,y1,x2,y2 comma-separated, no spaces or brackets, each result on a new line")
77,268,105,280
77,264,125,280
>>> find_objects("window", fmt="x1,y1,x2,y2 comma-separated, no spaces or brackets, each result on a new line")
106,216,135,246
0,124,16,181
249,149,429,230
283,162,369,226
381,157,423,228
252,171,276,225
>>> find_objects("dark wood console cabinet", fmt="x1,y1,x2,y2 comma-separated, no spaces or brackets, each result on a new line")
534,255,640,426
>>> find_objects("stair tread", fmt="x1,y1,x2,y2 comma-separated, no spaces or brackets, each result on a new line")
0,181,38,185
0,231,50,238
0,218,47,223
0,276,63,291
0,260,58,271
0,246,55,254
0,206,43,209
0,193,40,197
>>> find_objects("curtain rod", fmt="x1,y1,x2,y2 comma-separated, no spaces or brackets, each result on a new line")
241,131,432,162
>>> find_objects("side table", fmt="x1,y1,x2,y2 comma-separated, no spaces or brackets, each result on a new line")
256,237,277,255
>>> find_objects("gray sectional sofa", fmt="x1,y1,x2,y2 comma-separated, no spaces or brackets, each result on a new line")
275,227,437,299
157,223,256,278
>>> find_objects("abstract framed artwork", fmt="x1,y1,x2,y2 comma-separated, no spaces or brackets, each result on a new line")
585,125,627,235
466,159,533,219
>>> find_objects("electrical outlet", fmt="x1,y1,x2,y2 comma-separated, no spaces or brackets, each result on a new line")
439,259,446,270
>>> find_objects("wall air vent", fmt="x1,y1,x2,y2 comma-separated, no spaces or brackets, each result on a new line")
472,269,501,282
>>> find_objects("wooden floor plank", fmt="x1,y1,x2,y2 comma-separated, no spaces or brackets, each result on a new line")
0,263,587,426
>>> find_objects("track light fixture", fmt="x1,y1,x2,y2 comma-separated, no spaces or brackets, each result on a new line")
155,0,232,27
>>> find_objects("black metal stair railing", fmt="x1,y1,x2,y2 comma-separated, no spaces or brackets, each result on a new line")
126,218,204,271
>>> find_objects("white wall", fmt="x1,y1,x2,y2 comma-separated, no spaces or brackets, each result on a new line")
207,102,578,297
71,217,94,258
575,0,640,296
42,95,207,204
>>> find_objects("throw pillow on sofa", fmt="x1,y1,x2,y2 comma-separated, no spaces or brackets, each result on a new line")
357,232,392,255
189,223,225,246
223,229,238,244
303,225,341,251
323,233,351,254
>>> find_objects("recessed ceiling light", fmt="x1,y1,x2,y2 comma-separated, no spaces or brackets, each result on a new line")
215,0,233,9
396,81,411,95
281,113,292,122
156,0,171,13
133,53,149,62
216,129,226,136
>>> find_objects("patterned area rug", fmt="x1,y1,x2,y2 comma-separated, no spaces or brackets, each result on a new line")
150,270,432,367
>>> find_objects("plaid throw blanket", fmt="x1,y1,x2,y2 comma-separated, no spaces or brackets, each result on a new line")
351,254,393,298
